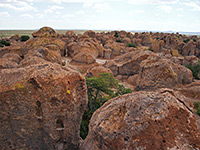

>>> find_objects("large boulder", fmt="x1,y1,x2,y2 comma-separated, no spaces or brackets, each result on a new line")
81,89,200,150
136,55,193,90
104,50,154,76
0,58,18,69
25,37,66,56
32,27,58,38
0,62,88,149
72,52,96,64
182,40,197,56
2,53,22,64
0,42,25,57
24,47,62,65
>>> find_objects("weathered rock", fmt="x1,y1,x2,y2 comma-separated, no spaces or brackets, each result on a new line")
32,27,58,38
10,34,21,41
104,42,126,58
24,47,62,65
0,58,18,69
136,55,193,90
2,53,22,64
87,65,113,77
178,80,200,100
103,48,112,59
72,52,96,64
0,43,25,57
84,30,96,38
25,37,66,56
19,55,48,67
127,74,138,86
0,62,88,150
183,55,199,66
151,39,164,52
182,40,197,56
141,34,151,46
81,89,200,150
105,50,154,76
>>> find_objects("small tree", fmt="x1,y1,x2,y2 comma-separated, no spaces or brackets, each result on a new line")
0,40,10,46
185,61,200,80
127,43,137,48
20,35,30,42
80,73,132,139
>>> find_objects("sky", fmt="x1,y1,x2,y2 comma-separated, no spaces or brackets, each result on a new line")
0,0,200,32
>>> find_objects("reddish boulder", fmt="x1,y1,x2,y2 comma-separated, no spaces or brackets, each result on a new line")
81,89,200,150
72,52,96,64
2,53,22,64
182,40,197,56
0,62,88,149
84,30,96,38
136,55,193,90
87,65,113,77
104,50,154,76
32,26,58,38
25,37,66,56
0,58,18,69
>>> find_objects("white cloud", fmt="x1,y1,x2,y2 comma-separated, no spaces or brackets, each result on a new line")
21,14,33,18
0,0,37,12
184,2,200,11
128,0,179,5
44,5,64,13
129,9,144,15
93,2,112,13
63,14,75,18
0,11,11,17
157,5,172,13
177,14,183,17
76,10,86,15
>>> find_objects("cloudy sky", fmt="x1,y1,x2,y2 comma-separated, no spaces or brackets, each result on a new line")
0,0,200,32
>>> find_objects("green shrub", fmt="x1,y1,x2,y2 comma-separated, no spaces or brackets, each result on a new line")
20,35,30,42
114,31,119,38
116,39,122,43
193,39,197,42
0,40,10,46
193,102,200,116
80,73,132,139
126,43,137,48
197,108,200,116
185,61,200,80
183,39,190,43
149,48,154,52
156,37,160,40
194,102,200,109
0,43,3,47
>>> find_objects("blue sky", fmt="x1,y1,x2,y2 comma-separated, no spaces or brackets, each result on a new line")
0,0,200,32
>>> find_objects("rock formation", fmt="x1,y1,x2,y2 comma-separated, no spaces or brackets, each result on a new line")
81,89,200,150
0,62,88,149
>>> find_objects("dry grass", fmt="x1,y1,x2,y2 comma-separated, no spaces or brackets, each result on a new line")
0,30,106,38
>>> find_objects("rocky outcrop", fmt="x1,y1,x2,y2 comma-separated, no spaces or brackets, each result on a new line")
81,89,200,150
72,52,96,64
0,62,88,150
86,65,113,77
25,36,66,56
136,55,193,90
0,58,18,69
2,53,22,64
104,50,154,76
32,26,58,38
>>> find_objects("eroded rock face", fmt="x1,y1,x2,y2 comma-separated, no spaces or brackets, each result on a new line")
32,26,58,38
136,55,193,90
81,89,200,150
104,50,154,76
0,62,88,150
